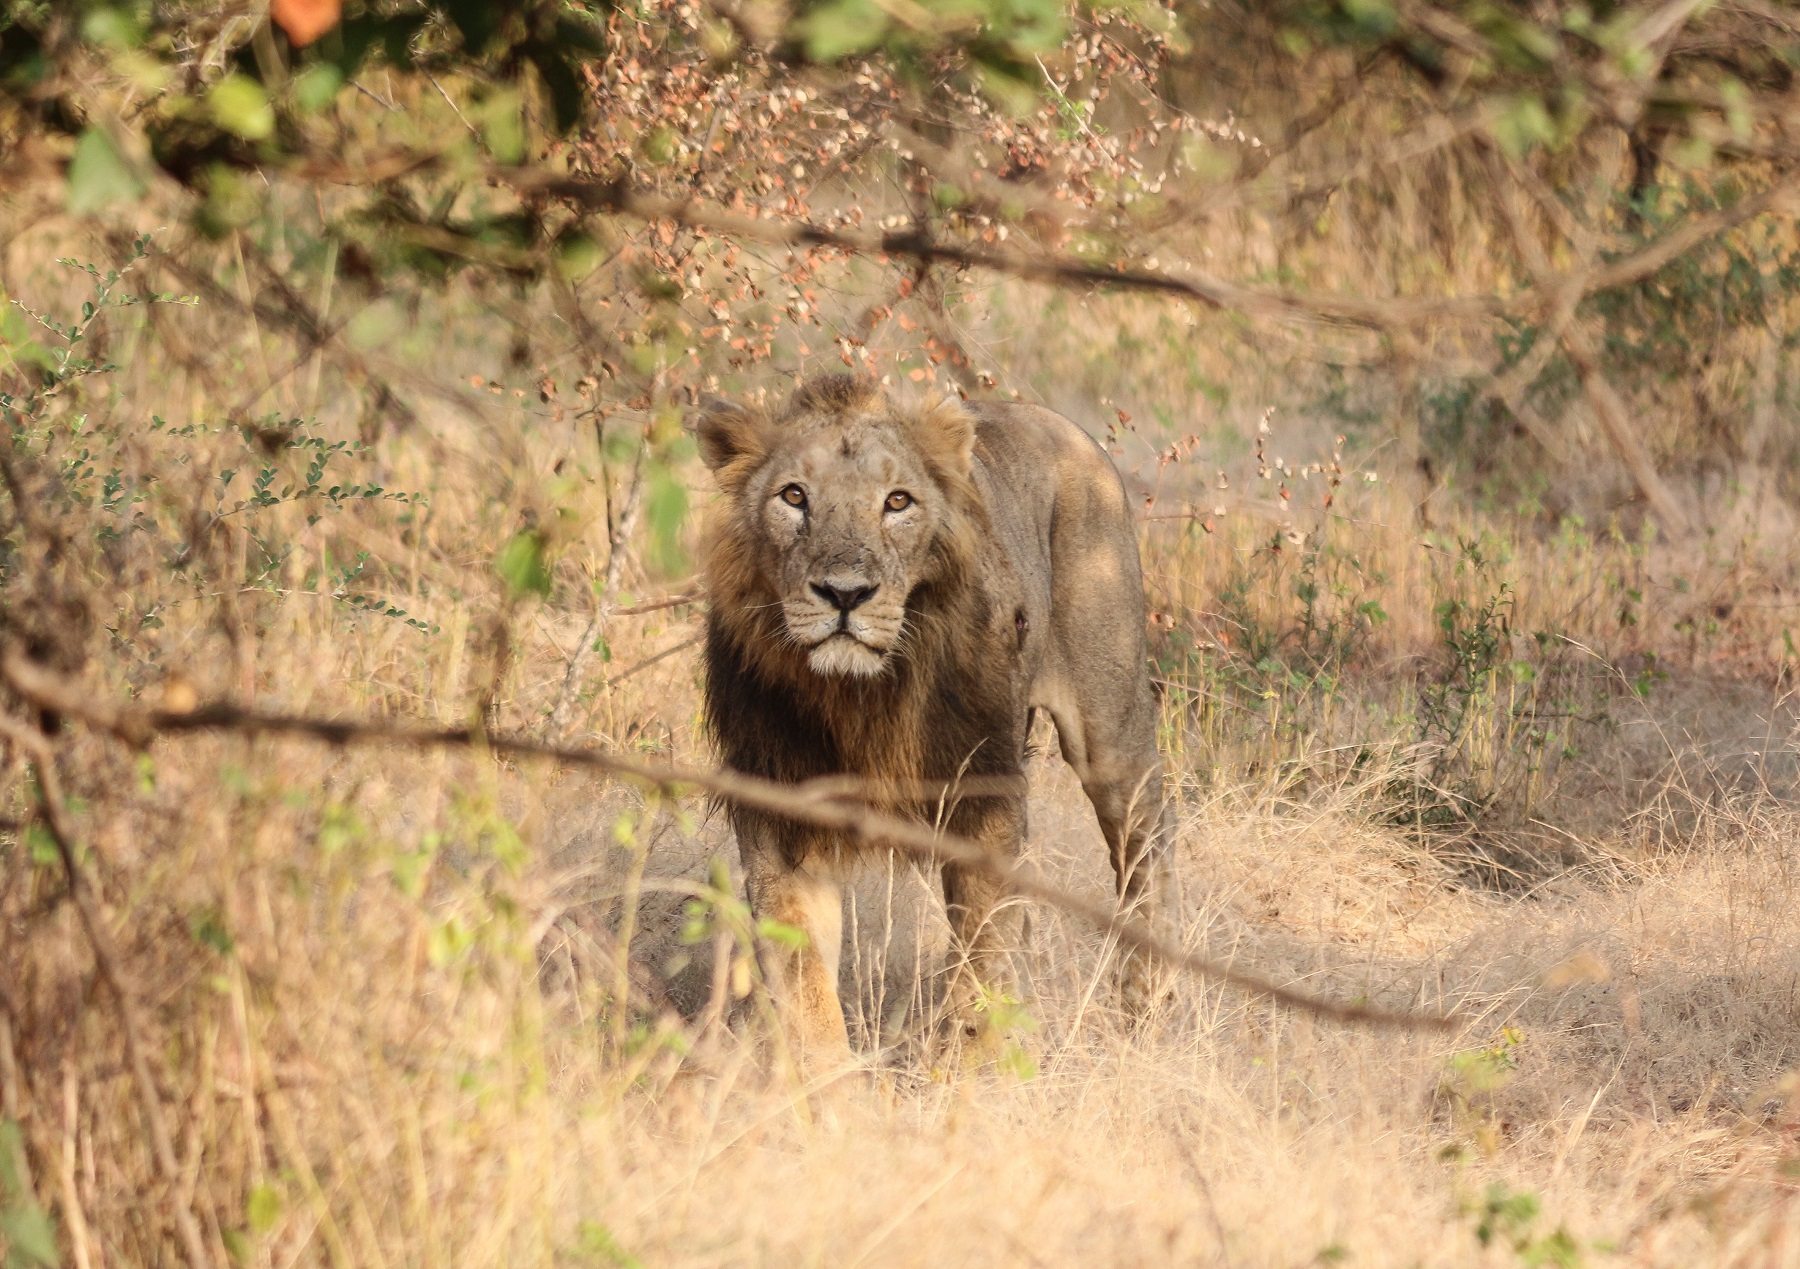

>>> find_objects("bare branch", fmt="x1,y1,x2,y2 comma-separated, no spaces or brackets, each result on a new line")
605,633,703,690
510,168,1800,335
1486,148,1691,532
2,651,1460,1032
1559,321,1693,534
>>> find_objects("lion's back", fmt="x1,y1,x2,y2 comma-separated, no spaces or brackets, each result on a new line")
968,401,1155,737
968,400,1140,600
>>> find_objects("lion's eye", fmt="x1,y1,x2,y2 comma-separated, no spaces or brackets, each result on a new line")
778,484,808,509
884,490,914,513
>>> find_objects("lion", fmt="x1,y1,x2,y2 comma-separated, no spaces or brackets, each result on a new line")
696,375,1175,1067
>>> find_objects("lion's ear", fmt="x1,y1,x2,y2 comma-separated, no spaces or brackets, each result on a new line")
693,396,767,481
913,396,977,479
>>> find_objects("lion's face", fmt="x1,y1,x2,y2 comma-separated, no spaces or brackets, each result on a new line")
751,426,946,677
698,379,977,679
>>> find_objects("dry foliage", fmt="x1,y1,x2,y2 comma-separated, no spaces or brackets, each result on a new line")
2,253,1798,1262
5,2,1800,1265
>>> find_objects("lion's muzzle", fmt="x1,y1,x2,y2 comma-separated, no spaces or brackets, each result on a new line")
784,575,898,678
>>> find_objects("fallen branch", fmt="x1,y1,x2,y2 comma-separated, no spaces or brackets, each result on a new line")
3,651,1459,1031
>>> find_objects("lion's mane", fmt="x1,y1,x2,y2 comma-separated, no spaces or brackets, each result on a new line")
701,377,1015,863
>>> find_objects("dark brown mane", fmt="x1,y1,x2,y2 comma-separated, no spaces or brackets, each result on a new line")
701,392,1013,864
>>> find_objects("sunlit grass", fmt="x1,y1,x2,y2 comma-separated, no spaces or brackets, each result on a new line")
2,230,1798,1268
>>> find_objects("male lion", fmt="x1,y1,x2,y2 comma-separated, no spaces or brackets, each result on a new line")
697,375,1175,1067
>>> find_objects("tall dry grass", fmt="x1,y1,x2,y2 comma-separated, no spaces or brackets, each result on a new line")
2,214,1799,1269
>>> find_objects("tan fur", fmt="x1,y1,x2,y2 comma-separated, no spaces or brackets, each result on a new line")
697,376,1176,1071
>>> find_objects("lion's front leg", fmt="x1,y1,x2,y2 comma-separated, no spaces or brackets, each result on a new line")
940,795,1026,1041
740,833,852,1073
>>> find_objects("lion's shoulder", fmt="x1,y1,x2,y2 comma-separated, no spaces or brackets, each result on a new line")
969,402,1124,493
964,401,1132,553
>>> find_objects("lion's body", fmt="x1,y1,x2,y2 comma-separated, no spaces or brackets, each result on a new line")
698,378,1174,1065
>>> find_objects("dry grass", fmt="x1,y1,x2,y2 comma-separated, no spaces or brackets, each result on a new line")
4,231,1800,1269
19,717,1800,1267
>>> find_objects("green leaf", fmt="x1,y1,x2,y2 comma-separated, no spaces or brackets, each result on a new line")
81,7,146,48
639,125,678,166
291,63,344,112
477,88,527,165
208,74,275,141
755,918,810,950
1492,94,1556,157
66,128,146,214
997,1041,1039,1081
555,231,604,281
1340,0,1397,35
0,1204,60,1268
197,165,263,237
496,530,554,599
23,824,58,868
246,1182,282,1235
798,0,890,62
1719,76,1752,142
426,916,473,967
0,1121,20,1195
644,467,688,576
189,908,235,956
0,1119,58,1268
574,1221,644,1269
115,49,171,94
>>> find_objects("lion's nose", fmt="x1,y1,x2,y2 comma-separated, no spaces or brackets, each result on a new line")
811,580,879,613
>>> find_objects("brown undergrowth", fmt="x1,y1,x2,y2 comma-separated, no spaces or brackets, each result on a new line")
2,242,1799,1267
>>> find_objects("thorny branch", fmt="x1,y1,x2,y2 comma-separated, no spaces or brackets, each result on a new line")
2,650,1459,1032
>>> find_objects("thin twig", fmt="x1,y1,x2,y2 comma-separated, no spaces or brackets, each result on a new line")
613,588,704,616
546,427,651,739
0,713,216,1269
3,651,1461,1032
61,1062,96,1269
605,633,702,689
426,72,479,138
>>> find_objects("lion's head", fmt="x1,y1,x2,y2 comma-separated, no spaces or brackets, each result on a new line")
697,376,982,680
